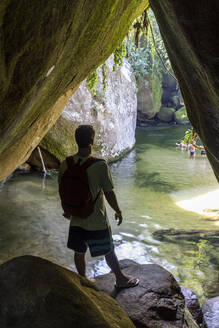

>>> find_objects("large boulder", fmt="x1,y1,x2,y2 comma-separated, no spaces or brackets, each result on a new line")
150,0,219,181
174,106,189,124
137,80,155,118
0,0,148,181
28,56,137,168
95,259,199,328
137,74,162,119
161,72,182,110
157,106,175,122
202,296,219,328
0,256,135,328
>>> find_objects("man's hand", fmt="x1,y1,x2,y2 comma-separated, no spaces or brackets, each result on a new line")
115,212,123,226
104,190,123,225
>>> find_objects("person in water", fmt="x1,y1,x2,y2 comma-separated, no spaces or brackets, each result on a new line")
189,142,196,158
176,140,187,149
200,149,206,157
189,129,206,158
58,125,139,288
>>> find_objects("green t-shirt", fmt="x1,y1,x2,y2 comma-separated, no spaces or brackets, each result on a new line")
58,154,114,231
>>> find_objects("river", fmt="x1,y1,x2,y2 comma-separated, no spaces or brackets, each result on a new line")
0,126,218,303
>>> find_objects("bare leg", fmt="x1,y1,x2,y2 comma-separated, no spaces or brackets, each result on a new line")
74,252,86,277
105,250,138,286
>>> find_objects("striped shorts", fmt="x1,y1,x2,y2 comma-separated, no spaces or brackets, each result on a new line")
67,225,114,257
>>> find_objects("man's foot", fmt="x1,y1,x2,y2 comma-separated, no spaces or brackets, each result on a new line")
115,277,139,289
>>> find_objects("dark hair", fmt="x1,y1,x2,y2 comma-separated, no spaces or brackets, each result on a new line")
75,125,95,148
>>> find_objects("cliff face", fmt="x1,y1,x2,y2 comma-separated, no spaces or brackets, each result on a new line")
29,56,137,168
0,0,148,181
150,0,219,181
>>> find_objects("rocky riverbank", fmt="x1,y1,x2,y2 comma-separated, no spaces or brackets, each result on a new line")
1,256,218,327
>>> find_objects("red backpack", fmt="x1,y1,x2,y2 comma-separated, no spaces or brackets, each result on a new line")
59,156,103,219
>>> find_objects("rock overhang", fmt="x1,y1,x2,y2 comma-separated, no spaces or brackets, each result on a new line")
0,0,149,181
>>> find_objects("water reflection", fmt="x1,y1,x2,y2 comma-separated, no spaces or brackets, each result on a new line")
0,126,218,304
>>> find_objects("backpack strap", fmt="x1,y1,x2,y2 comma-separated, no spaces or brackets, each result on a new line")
81,157,104,170
66,156,76,169
65,156,103,170
82,157,104,203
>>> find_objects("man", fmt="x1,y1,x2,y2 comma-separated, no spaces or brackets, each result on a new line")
58,125,139,288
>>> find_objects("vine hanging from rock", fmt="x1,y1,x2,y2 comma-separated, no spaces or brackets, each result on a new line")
86,70,98,96
101,63,108,92
113,41,126,71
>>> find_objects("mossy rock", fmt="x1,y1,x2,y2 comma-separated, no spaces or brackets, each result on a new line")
171,95,181,109
0,256,135,328
0,0,149,181
157,106,175,122
174,106,189,124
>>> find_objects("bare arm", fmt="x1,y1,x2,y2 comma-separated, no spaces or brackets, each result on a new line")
104,190,123,225
191,140,204,150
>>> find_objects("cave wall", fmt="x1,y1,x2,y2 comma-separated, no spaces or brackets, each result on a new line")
150,0,219,181
0,0,148,181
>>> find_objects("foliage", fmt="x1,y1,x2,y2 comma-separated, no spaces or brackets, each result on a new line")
183,128,198,145
86,39,126,95
127,44,152,83
183,128,193,145
86,9,171,96
126,9,171,84
131,9,149,48
101,63,108,92
86,70,98,96
113,41,126,71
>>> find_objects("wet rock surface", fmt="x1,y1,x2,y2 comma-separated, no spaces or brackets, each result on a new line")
180,286,204,326
202,296,219,328
28,147,60,171
94,259,199,327
153,229,219,243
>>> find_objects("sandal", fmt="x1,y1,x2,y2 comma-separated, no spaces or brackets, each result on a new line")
115,277,139,289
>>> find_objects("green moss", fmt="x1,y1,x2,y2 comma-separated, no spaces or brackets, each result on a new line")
2,256,135,328
157,106,175,122
0,0,149,180
174,106,189,124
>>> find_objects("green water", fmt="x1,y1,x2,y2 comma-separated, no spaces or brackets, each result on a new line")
0,126,218,303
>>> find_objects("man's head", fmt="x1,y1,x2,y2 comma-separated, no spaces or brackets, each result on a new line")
75,125,95,148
